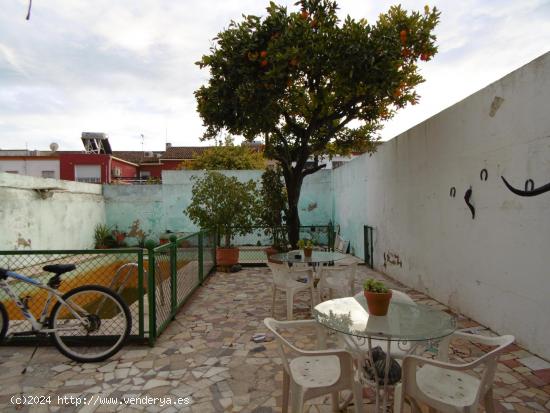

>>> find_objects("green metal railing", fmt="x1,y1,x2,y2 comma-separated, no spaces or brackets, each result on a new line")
364,225,374,268
0,229,216,347
145,230,216,345
218,224,335,264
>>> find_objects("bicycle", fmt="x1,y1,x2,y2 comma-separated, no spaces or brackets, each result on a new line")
0,264,131,363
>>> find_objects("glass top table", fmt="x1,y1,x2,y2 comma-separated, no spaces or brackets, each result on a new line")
270,250,348,264
313,295,456,342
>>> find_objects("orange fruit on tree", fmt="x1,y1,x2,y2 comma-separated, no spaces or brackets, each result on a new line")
400,29,407,44
260,59,268,67
300,10,309,19
260,50,267,58
393,87,402,98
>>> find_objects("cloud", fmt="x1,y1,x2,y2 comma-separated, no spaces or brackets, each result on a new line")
0,0,549,150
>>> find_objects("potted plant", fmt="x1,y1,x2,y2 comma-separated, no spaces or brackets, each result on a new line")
363,279,392,316
112,227,127,247
297,239,313,257
259,166,288,259
185,171,260,268
94,224,114,249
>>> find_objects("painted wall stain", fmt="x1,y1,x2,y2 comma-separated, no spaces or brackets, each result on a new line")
127,219,148,244
383,251,402,268
16,233,32,249
307,202,317,212
489,96,504,117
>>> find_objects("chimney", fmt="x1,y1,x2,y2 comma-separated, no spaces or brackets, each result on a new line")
166,142,172,150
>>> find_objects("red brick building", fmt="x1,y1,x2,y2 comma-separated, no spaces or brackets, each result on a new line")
0,133,264,184
59,153,138,183
111,146,209,179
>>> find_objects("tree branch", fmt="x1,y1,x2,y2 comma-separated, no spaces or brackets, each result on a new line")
281,111,304,138
302,163,326,176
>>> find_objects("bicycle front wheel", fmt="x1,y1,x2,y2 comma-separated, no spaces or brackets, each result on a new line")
0,301,8,342
49,285,131,362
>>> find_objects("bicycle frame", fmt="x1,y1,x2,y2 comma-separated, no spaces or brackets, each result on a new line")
0,270,89,334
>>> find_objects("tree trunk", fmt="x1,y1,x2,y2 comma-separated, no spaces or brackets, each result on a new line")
284,171,303,248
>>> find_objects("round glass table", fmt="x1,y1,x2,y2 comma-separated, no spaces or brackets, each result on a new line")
313,295,456,342
270,250,348,265
313,295,456,412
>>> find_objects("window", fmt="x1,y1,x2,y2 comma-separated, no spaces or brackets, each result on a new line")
140,171,151,178
41,170,55,179
75,165,101,183
6,171,19,174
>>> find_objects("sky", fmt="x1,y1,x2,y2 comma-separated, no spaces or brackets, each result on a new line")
0,0,549,152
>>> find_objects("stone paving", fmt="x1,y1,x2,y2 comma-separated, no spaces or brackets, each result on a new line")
0,266,549,412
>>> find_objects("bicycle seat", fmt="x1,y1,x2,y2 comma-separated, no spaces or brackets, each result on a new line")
43,264,76,275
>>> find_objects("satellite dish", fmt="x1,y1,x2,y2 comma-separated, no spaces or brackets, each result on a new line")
50,142,59,152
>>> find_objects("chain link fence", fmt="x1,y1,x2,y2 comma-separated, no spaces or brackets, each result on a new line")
146,230,216,344
0,230,217,346
0,249,146,340
220,225,335,264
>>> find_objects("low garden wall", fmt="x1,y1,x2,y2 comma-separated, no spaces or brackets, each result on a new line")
0,173,105,250
103,169,333,245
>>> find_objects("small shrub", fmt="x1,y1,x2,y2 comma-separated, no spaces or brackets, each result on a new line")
363,278,389,293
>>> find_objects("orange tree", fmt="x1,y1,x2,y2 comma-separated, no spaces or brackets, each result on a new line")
195,0,440,246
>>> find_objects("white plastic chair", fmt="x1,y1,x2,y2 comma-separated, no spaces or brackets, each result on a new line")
334,234,350,254
267,262,315,320
394,331,515,413
286,250,311,273
318,263,358,299
264,318,364,413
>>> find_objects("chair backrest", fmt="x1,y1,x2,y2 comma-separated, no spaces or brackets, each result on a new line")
263,318,322,374
334,234,349,254
390,289,415,305
264,318,355,390
401,332,515,410
264,317,294,374
267,261,293,287
322,263,357,294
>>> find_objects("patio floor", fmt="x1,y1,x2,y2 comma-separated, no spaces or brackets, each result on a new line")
0,266,549,412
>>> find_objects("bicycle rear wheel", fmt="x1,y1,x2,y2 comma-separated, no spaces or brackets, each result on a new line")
49,285,131,362
0,301,8,341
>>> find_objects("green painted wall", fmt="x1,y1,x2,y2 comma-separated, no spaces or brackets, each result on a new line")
104,169,333,244
331,156,369,258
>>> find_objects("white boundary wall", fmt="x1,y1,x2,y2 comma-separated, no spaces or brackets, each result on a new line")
0,173,105,250
333,52,550,359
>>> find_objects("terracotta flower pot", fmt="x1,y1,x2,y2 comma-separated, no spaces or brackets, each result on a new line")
303,247,313,258
265,246,279,262
364,290,393,316
216,247,239,267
